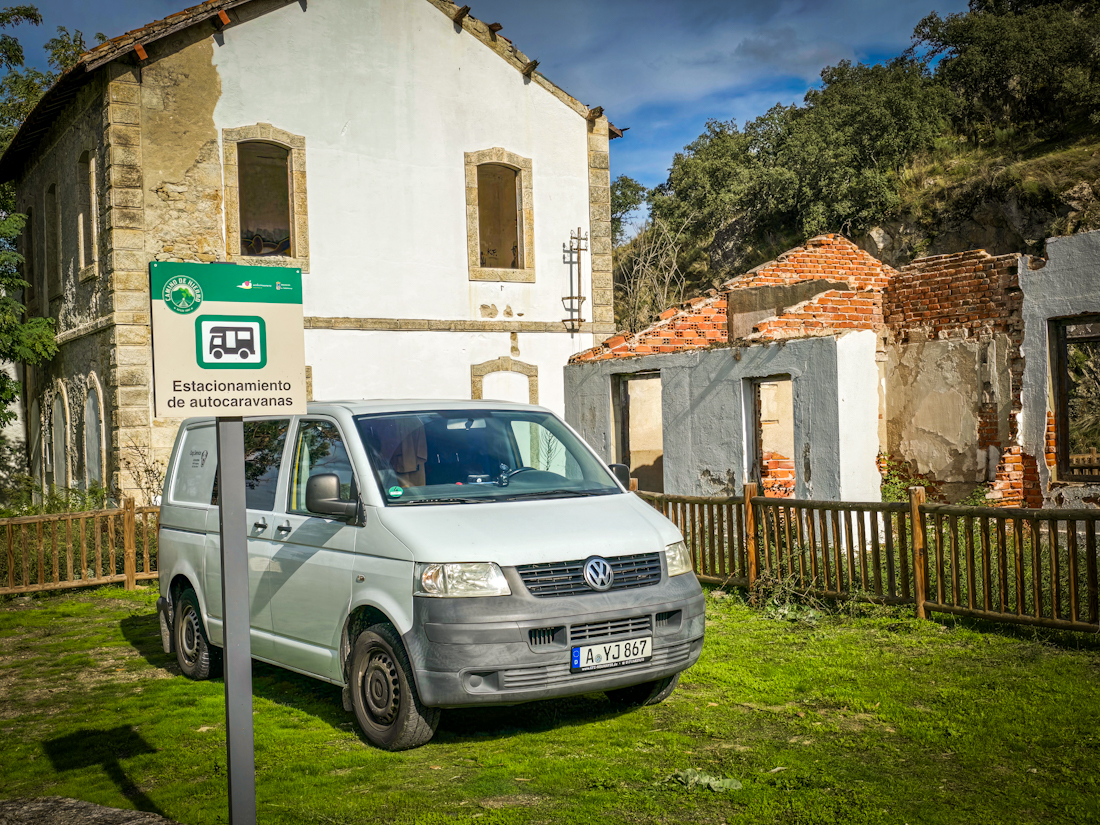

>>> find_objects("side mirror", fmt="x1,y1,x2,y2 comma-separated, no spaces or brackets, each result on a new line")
305,473,358,519
609,463,631,488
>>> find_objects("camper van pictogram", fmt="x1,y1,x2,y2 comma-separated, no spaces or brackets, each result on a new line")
208,325,256,360
195,315,266,369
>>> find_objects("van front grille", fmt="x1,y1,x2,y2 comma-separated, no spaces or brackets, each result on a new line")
529,627,562,648
516,552,662,597
499,641,693,690
570,615,651,644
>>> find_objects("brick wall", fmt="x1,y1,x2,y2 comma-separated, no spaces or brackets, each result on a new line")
571,234,893,363
884,250,1021,341
761,452,795,498
750,290,883,340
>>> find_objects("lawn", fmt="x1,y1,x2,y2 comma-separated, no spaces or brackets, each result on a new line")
1,586,1099,824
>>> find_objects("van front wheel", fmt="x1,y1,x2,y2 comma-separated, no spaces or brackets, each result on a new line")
174,588,221,680
350,624,440,751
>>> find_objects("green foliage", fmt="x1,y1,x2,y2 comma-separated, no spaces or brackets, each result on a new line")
912,0,1100,138
657,768,742,793
1066,340,1100,454
0,210,56,427
652,58,949,275
610,174,646,247
879,454,931,503
0,476,108,516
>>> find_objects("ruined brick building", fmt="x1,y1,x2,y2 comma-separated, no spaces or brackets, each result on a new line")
2,0,620,496
566,232,1100,509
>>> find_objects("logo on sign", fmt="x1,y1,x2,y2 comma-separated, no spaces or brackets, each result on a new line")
582,556,614,592
162,276,203,314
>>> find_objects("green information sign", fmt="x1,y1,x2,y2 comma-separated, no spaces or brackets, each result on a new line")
149,262,306,417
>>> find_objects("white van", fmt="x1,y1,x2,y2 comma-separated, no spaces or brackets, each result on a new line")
157,401,704,750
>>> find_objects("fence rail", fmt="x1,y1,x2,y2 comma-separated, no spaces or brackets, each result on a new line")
0,499,158,597
639,483,1100,633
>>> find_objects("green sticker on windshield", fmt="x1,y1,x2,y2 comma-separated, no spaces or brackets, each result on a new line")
388,486,404,498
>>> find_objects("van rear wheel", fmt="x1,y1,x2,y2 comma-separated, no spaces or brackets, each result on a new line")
174,588,221,680
350,623,439,751
605,672,680,707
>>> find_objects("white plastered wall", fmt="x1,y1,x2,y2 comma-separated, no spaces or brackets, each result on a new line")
210,0,595,412
306,329,579,414
835,330,882,502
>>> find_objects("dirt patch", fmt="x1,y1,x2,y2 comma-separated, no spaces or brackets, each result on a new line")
0,797,178,824
478,795,543,809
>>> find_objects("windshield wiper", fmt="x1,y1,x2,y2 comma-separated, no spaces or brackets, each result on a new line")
496,489,613,501
392,496,497,506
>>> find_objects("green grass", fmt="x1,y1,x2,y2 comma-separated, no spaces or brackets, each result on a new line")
2,587,1100,824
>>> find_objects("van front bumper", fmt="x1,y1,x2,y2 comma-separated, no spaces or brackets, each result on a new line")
402,568,704,708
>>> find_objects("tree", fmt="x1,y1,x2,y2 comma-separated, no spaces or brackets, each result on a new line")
911,0,1100,136
610,174,646,247
0,210,56,428
614,215,691,333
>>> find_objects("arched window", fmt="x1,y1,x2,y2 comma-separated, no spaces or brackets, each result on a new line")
51,393,68,488
476,163,521,269
77,150,96,274
237,141,291,257
45,183,60,299
85,384,103,488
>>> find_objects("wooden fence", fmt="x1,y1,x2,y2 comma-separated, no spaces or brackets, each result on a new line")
640,483,1100,633
0,499,159,596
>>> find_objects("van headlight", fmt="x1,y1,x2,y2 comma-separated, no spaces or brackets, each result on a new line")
415,562,511,597
665,541,693,577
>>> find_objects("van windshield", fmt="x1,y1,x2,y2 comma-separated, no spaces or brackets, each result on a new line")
353,410,621,505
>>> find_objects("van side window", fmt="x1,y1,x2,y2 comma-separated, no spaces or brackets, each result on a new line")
288,420,356,514
172,426,218,505
244,419,289,510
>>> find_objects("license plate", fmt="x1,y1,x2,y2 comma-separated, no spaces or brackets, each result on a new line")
571,637,652,673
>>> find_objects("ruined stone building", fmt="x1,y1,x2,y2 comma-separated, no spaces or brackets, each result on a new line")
565,232,1100,509
1,0,620,496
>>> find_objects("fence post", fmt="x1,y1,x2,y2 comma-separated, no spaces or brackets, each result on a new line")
123,497,137,591
744,482,759,587
909,486,927,619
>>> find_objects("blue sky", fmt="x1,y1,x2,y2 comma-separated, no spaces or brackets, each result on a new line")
17,0,967,190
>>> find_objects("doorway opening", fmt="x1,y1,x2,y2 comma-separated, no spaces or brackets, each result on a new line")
751,376,794,497
613,372,663,493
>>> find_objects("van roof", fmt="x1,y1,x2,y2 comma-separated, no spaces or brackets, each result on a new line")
178,399,553,426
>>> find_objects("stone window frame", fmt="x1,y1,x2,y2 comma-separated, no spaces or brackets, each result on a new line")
223,123,309,271
465,148,534,283
470,356,539,404
77,142,99,282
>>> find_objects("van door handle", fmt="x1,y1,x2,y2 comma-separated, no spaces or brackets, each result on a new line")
253,517,268,531
276,521,292,534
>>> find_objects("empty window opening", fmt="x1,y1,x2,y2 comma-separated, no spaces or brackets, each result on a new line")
77,150,95,270
84,386,102,488
1052,316,1100,481
752,377,794,498
477,163,521,269
238,141,291,257
51,394,67,489
613,373,663,493
45,184,59,299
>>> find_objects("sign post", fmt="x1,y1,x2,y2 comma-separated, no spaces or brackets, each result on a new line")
150,262,306,824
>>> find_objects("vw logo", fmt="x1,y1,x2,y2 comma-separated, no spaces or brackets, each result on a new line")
583,556,614,592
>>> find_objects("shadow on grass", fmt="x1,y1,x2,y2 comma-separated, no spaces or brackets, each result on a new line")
43,725,165,817
120,611,635,746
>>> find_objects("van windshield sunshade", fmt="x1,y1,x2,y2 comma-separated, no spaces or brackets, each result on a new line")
516,553,661,597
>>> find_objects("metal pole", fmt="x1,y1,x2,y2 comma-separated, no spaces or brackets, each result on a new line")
216,416,256,825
